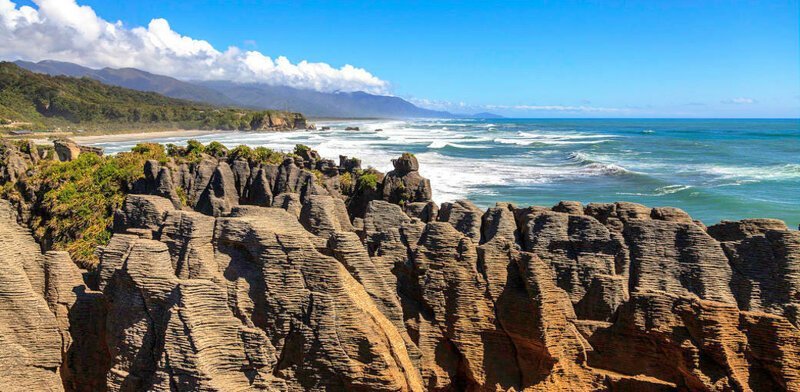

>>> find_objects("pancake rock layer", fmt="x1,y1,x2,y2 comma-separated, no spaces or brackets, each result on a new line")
0,148,798,391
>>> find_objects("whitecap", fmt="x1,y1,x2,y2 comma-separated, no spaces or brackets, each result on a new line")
427,141,490,149
699,163,800,180
583,163,630,175
517,131,618,140
427,140,449,149
618,184,692,197
494,138,531,146
654,184,693,195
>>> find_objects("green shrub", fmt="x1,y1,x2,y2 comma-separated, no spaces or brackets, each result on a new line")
253,146,285,165
205,141,228,158
3,145,165,268
165,143,185,156
175,186,189,207
310,169,324,185
229,144,254,161
131,143,167,162
357,172,380,192
339,172,353,193
293,144,311,156
186,139,205,156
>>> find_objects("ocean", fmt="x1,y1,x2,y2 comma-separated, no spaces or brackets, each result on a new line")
88,118,800,228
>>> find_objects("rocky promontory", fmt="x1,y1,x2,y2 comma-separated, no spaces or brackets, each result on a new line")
0,139,798,391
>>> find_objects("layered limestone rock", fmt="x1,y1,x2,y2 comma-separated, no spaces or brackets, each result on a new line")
382,153,432,204
0,200,105,392
438,199,484,242
134,153,331,218
299,194,354,238
1,148,799,391
708,219,800,326
519,208,628,321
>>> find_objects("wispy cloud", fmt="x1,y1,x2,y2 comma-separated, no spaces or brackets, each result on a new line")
407,98,474,112
409,98,629,114
485,104,628,113
721,97,756,104
0,0,388,93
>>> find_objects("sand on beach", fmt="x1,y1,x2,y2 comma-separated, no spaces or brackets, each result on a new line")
25,129,220,145
71,129,218,144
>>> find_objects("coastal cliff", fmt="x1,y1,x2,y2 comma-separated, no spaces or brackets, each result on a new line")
0,140,798,391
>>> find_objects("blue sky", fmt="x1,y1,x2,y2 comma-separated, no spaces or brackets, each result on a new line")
6,0,800,117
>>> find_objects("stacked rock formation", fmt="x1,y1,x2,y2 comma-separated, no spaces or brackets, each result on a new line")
0,200,107,392
381,153,432,205
0,145,798,391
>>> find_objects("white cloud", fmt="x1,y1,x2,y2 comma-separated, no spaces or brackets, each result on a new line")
486,104,626,113
410,98,628,114
408,98,471,112
721,97,756,104
0,0,388,93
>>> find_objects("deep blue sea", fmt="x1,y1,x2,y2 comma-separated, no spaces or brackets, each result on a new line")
90,118,800,227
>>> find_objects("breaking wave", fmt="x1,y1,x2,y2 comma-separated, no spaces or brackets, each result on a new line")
567,152,632,175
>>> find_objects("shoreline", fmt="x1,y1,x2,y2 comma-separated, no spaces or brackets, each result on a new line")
14,119,797,228
30,129,223,145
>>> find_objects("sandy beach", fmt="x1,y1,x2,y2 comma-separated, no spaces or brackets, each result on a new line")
70,129,219,144
25,129,220,145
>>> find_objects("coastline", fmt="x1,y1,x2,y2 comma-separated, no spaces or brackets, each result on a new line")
31,129,222,145
54,118,798,228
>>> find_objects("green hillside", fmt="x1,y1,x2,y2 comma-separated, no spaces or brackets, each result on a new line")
0,62,304,132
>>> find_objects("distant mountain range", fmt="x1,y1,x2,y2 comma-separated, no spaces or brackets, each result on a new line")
15,60,500,119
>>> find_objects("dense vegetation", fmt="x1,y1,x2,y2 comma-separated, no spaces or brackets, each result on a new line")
0,140,294,268
0,62,305,132
1,146,161,266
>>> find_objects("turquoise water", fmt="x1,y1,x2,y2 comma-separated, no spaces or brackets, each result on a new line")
90,118,800,227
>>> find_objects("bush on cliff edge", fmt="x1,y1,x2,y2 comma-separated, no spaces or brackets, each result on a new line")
1,144,166,268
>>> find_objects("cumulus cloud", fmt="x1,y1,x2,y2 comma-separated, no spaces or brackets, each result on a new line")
721,97,756,104
0,0,388,93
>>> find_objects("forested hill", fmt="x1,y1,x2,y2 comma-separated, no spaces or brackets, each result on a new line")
0,62,305,132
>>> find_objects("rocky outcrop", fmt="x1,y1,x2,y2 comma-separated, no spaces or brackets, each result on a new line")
132,151,337,217
0,200,106,392
52,138,102,162
299,194,354,238
0,141,32,182
53,138,82,162
438,199,483,242
248,111,308,131
1,146,799,391
382,153,432,204
709,219,800,326
113,194,175,237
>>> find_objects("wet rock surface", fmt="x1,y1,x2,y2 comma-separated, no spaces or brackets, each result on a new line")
0,148,798,391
